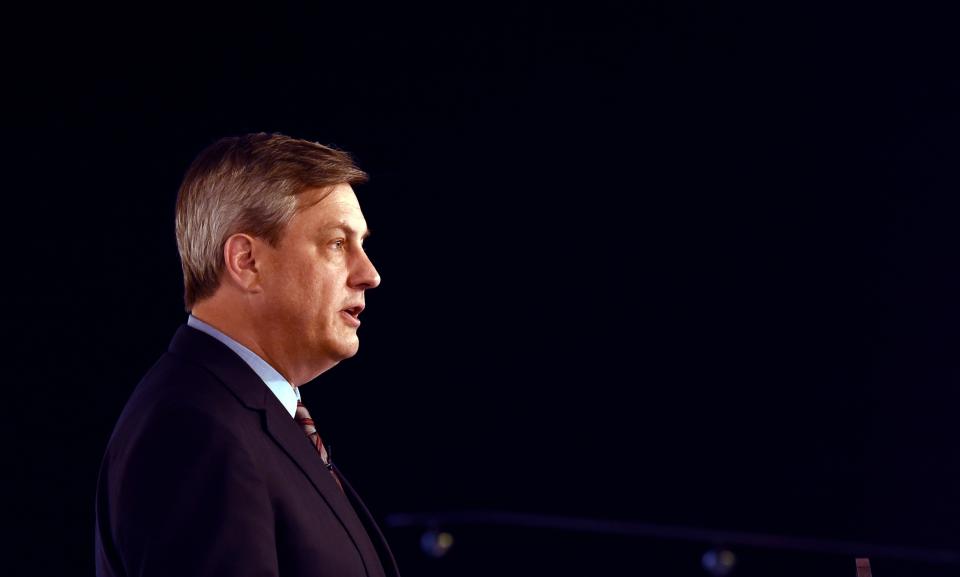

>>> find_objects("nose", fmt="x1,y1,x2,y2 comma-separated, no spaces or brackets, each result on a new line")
350,248,381,290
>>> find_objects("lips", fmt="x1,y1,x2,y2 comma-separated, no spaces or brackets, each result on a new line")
341,304,364,327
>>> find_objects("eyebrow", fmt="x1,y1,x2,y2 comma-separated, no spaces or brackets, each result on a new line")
319,224,371,239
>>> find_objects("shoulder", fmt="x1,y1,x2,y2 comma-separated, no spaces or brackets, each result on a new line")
136,352,239,413
106,351,260,457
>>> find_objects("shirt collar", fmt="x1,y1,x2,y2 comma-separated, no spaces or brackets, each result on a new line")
187,314,300,418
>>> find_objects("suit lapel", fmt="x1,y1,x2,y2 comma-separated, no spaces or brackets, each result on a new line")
168,325,386,576
262,401,387,576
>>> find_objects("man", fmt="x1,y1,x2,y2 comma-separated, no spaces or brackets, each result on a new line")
94,133,399,577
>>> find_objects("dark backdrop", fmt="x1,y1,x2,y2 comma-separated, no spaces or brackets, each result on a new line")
5,2,960,576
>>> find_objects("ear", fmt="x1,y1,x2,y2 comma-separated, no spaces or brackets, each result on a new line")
222,233,264,292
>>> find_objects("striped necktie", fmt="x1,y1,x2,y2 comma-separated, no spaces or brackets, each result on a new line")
294,400,344,493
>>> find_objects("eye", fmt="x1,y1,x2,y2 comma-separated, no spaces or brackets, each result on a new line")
331,239,345,250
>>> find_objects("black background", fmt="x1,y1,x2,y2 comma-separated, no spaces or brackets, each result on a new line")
5,1,960,576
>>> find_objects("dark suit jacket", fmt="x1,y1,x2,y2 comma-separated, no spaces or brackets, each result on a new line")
95,325,400,577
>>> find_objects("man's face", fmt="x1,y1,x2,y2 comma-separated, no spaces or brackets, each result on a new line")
257,183,380,379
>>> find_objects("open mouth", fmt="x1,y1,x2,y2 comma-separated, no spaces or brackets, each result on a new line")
341,305,363,326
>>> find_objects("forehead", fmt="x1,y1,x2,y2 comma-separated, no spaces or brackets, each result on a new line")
296,184,367,229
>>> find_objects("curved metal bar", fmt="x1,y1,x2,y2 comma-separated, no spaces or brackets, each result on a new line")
385,510,960,566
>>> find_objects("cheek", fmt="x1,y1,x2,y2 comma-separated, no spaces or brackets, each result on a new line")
269,261,315,312
304,269,340,314
272,253,344,316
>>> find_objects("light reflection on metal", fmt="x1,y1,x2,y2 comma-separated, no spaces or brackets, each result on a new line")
386,510,960,567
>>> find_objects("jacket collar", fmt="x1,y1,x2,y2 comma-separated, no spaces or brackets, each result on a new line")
168,324,270,410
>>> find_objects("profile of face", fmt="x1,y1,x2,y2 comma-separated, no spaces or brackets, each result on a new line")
255,183,380,379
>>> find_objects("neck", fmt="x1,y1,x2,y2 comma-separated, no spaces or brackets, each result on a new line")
191,297,333,386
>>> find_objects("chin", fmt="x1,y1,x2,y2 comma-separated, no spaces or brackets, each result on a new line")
341,342,361,359
327,339,360,361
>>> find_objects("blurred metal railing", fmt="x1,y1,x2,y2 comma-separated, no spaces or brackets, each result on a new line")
386,510,960,569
